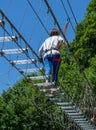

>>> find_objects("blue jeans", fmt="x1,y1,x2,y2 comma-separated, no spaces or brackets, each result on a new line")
44,54,61,83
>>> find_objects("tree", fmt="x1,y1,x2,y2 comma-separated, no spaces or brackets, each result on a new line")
72,0,96,69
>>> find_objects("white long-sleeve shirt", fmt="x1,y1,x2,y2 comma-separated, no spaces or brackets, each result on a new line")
39,35,64,58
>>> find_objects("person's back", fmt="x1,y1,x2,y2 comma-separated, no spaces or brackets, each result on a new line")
40,35,63,58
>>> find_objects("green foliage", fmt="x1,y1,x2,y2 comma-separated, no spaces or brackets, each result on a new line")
0,78,68,130
72,0,96,68
59,46,85,103
85,55,96,95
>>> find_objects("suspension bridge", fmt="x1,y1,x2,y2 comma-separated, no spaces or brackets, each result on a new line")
0,0,96,129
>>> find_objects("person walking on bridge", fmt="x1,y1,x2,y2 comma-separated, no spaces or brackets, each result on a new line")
39,28,67,86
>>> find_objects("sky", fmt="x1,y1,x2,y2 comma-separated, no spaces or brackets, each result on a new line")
0,0,91,94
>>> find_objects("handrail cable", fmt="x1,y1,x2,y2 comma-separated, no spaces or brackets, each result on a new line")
5,0,13,15
60,0,76,33
66,0,78,25
28,1,42,42
18,4,28,30
27,0,49,35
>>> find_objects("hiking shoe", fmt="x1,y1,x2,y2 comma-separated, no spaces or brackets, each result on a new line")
50,91,57,96
91,117,96,121
44,86,50,89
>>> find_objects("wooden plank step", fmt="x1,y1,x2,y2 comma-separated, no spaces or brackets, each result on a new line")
0,36,17,42
0,48,28,54
28,76,46,80
10,59,36,65
19,67,43,73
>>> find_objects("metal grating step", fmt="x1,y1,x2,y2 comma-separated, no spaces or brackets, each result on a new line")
10,59,36,65
28,76,46,80
40,88,59,92
50,98,95,130
68,112,82,116
19,67,43,73
45,93,65,97
56,102,72,106
77,122,94,130
60,106,76,110
63,107,95,130
0,48,28,55
50,98,65,102
71,115,85,119
34,82,54,87
74,118,87,121
63,107,94,129
79,124,95,130
63,109,95,130
64,109,78,113
0,36,17,42
45,94,54,97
